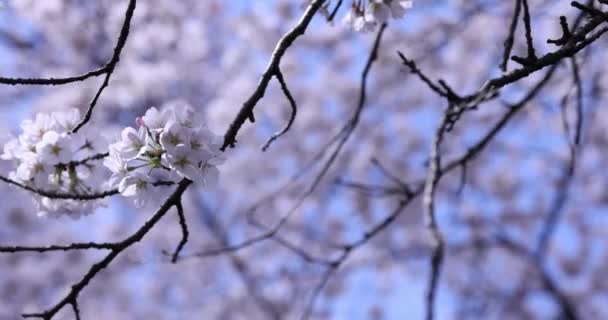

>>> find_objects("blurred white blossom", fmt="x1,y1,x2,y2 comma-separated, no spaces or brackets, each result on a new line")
343,0,413,32
1,109,106,218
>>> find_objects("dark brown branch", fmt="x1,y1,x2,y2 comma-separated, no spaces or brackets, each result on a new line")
255,21,388,252
397,52,449,98
65,152,110,167
326,0,343,22
0,0,137,140
571,0,608,18
171,200,188,263
0,175,119,200
21,179,191,320
548,16,574,46
488,13,607,91
221,0,326,150
71,0,137,133
185,24,388,273
501,0,522,71
0,68,108,86
442,65,558,175
0,242,116,253
511,0,538,65
414,8,604,315
71,300,81,320
262,69,298,151
440,2,592,177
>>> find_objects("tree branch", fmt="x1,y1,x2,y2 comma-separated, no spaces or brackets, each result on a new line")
262,69,298,151
21,179,191,319
501,0,522,71
171,200,189,263
71,0,137,133
0,174,119,200
221,0,326,150
0,0,137,135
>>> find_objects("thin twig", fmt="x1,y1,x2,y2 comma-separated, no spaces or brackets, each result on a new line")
21,179,191,319
501,0,522,71
0,175,119,200
262,69,298,151
222,0,326,150
521,0,538,61
65,152,110,167
0,242,116,253
0,68,108,86
71,0,137,133
397,52,448,98
171,200,189,263
327,0,343,22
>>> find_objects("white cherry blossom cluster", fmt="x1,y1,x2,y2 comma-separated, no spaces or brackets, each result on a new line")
343,0,413,32
104,102,225,207
1,109,106,218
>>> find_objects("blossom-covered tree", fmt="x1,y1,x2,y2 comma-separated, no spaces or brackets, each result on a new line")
0,0,607,319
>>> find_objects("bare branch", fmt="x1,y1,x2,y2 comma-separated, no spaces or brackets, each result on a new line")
0,242,116,253
488,18,607,91
0,0,137,135
398,52,449,98
501,0,522,71
64,152,110,167
548,16,574,46
71,0,137,133
71,300,81,320
326,0,343,22
171,200,189,263
221,0,326,150
0,68,108,86
0,174,119,200
511,0,538,65
21,179,191,319
262,69,298,151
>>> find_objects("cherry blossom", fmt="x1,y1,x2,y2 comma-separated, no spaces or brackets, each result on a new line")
1,1,607,319
104,102,225,205
388,0,413,18
343,0,414,32
365,1,391,25
36,131,73,164
1,109,107,217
